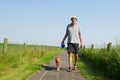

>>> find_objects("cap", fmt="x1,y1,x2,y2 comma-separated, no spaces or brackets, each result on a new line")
71,16,77,20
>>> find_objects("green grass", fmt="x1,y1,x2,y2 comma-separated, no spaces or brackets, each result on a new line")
78,58,111,80
78,45,120,80
0,43,62,80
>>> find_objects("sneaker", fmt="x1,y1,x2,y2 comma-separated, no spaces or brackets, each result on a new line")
73,64,77,70
67,67,72,72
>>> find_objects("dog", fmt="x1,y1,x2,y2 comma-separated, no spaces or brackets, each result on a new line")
55,56,62,71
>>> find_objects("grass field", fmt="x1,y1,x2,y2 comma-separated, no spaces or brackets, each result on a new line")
78,45,120,80
1,43,120,80
0,43,62,80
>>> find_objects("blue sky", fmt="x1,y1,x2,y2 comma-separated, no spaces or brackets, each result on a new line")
0,0,120,47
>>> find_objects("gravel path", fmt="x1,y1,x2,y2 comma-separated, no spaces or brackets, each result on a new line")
28,51,86,80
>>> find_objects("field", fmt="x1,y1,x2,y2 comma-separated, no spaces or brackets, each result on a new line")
1,42,120,80
78,44,120,80
0,43,62,80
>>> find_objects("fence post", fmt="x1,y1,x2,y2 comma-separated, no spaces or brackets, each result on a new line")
83,45,85,51
24,43,27,53
2,38,8,55
107,42,112,51
91,44,94,50
35,44,39,51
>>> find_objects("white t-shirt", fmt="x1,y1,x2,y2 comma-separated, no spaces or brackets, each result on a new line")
66,23,81,44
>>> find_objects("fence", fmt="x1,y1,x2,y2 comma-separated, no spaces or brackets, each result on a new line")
1,38,113,55
1,38,42,56
83,42,112,51
2,38,8,55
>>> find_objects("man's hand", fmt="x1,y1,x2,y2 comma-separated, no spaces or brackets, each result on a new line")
79,35,83,49
80,44,83,49
61,33,67,45
61,41,64,45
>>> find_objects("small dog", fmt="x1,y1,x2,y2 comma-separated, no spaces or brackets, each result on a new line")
55,56,62,71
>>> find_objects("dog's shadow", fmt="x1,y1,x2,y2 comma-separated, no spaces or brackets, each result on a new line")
42,65,56,71
32,64,56,71
42,65,67,71
33,64,67,71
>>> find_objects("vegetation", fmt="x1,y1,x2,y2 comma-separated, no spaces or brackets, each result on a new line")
78,45,120,80
1,42,120,80
0,43,62,80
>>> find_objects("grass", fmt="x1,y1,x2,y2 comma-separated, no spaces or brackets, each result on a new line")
78,58,111,80
0,43,62,80
78,45,120,80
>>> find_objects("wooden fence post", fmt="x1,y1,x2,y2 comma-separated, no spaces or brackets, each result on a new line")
107,42,112,51
91,44,94,50
83,45,85,51
24,43,27,53
2,38,8,55
35,44,39,51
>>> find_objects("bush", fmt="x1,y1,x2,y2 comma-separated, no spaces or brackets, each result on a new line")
80,47,120,80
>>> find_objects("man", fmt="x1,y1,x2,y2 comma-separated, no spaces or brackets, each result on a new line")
61,16,83,72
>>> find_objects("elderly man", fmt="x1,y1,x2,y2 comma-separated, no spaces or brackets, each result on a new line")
61,16,83,72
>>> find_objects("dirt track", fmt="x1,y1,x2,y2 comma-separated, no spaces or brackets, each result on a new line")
28,51,86,80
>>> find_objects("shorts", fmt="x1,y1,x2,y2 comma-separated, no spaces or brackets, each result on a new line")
67,43,79,54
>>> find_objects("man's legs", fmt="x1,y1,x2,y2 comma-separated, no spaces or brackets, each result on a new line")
73,44,79,70
67,52,73,72
67,43,73,72
74,53,78,65
68,53,78,71
68,52,73,68
67,43,79,71
73,53,78,70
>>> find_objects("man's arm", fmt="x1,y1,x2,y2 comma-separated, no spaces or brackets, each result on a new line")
79,34,83,48
61,33,68,44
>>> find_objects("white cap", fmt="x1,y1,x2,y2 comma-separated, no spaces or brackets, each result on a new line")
71,16,77,20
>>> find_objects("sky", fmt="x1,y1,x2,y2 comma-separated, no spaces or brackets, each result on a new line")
0,0,120,47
